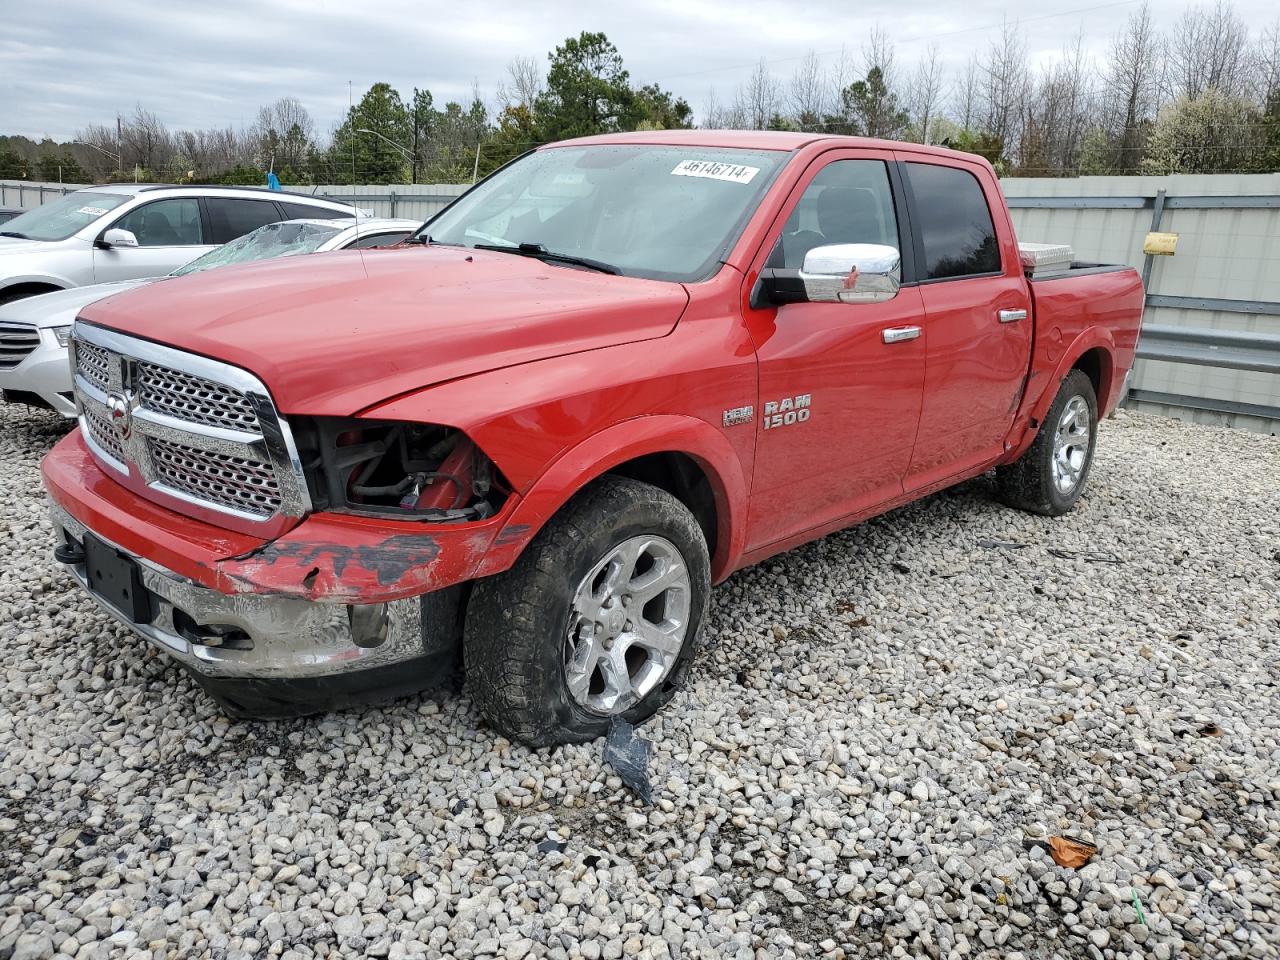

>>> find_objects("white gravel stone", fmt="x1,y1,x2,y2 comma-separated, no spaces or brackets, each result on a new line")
1,404,1278,958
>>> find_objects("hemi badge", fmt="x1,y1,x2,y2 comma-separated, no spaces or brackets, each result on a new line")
723,405,754,427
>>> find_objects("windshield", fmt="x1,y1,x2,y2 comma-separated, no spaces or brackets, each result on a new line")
0,191,130,242
171,220,344,276
422,145,786,282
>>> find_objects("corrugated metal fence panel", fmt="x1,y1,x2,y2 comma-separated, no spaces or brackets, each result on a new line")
1005,173,1280,434
0,180,470,220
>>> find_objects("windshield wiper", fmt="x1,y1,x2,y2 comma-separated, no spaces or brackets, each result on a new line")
472,242,620,275
0,231,29,239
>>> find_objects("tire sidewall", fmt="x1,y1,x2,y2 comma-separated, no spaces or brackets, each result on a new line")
531,489,710,741
1042,371,1098,513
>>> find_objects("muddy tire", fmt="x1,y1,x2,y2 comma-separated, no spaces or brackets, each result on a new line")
997,369,1098,516
464,476,710,747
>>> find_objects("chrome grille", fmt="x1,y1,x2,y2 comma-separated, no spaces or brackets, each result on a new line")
136,360,259,432
70,323,309,531
149,437,280,517
0,322,40,370
83,404,127,465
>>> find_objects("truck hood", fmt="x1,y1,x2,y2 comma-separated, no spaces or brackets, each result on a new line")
77,246,690,415
0,279,153,328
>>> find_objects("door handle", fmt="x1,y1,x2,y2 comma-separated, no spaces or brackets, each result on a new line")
998,308,1028,323
882,326,921,344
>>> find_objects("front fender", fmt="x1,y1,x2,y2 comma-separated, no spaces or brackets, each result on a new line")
473,415,749,583
0,273,72,294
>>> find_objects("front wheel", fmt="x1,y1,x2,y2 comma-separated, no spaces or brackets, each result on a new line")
464,476,710,747
997,369,1098,516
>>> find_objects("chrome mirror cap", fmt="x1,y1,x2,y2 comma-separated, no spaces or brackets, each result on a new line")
800,243,901,304
100,228,139,248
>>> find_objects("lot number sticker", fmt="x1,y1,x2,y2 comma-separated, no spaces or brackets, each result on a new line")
671,159,760,184
77,206,110,216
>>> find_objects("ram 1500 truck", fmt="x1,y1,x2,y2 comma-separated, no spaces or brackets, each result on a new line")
42,131,1144,745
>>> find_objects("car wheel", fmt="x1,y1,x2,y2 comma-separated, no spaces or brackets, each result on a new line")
997,369,1098,516
465,476,710,747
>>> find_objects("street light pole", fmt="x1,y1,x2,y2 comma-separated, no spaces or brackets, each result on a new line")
355,128,414,174
72,140,123,180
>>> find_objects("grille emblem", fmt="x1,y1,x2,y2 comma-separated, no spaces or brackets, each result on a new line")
107,393,132,441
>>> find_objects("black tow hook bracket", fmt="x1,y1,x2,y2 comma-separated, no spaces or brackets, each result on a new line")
54,541,86,565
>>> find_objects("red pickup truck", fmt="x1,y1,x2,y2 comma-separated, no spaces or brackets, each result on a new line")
43,131,1143,745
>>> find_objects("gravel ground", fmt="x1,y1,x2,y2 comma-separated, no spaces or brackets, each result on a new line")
1,401,1277,960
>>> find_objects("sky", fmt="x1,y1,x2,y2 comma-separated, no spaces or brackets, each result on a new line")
2,0,1277,141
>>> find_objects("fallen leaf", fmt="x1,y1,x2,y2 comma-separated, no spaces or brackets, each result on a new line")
1048,835,1098,869
1198,723,1222,737
845,616,870,628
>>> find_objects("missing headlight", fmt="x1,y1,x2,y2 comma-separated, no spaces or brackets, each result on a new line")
293,417,510,522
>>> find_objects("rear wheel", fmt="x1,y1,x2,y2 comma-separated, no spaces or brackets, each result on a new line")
464,476,710,746
997,369,1098,516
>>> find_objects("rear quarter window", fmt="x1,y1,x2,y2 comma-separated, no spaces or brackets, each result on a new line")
905,163,1001,280
281,201,353,220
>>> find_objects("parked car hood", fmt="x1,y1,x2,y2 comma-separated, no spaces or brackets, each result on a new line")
0,279,153,328
77,246,691,415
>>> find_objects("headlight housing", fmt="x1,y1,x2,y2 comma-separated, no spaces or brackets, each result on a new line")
51,325,72,347
291,417,510,522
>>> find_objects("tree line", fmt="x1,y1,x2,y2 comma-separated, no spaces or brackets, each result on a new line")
2,3,1278,187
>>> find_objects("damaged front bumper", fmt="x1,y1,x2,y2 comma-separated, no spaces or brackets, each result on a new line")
41,431,512,716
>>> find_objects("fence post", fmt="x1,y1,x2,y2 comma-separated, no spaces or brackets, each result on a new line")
1140,188,1167,292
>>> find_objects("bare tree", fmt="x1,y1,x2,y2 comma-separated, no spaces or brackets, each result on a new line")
1020,34,1094,174
251,97,315,170
1256,19,1280,107
907,43,945,143
1168,0,1250,100
498,56,543,111
739,58,780,130
119,105,173,172
1103,1,1161,172
955,56,981,131
862,26,897,93
789,50,828,129
980,20,1030,153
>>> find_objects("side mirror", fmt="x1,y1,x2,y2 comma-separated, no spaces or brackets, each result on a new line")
97,228,139,249
799,244,900,304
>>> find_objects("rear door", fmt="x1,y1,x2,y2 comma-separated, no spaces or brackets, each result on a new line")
898,156,1032,490
92,197,215,282
744,149,927,550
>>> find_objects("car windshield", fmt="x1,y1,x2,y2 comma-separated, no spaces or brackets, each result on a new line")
171,220,344,276
421,145,787,282
0,191,130,242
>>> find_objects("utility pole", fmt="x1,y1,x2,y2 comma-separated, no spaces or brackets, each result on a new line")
116,115,123,176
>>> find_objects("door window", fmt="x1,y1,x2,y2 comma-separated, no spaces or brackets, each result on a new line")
769,160,899,269
280,201,352,219
113,199,203,246
904,163,1001,279
205,198,283,244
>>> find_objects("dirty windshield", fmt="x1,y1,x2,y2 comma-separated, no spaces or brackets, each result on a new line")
171,220,344,276
0,192,130,241
422,145,785,282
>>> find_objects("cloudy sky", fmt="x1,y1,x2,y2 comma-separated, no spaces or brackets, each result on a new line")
3,0,1276,141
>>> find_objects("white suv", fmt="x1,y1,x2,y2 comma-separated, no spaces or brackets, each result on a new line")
0,184,365,304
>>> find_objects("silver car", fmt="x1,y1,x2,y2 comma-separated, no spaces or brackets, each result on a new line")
0,183,366,304
0,218,419,417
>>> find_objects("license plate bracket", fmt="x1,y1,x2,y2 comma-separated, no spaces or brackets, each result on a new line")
83,533,155,624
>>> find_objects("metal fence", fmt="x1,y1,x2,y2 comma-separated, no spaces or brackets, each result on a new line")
5,172,1278,432
1004,174,1280,433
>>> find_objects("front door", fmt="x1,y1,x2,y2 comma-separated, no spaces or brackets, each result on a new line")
92,198,214,282
743,152,927,550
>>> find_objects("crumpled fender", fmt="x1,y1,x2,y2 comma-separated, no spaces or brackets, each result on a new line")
1005,325,1117,462
474,414,749,583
